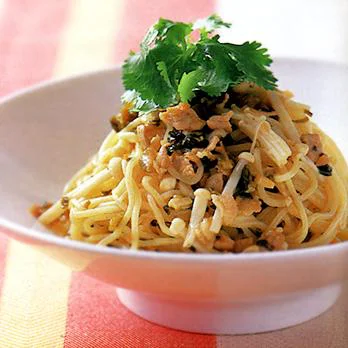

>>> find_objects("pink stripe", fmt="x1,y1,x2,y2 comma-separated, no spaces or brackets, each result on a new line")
0,0,70,305
114,0,215,62
64,273,216,348
0,0,70,97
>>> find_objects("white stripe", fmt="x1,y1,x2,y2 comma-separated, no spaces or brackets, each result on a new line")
54,0,125,77
0,241,71,347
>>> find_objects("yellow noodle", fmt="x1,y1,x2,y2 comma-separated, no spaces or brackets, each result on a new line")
98,130,118,154
268,91,300,142
146,194,173,237
83,217,110,235
98,229,123,246
231,216,267,230
301,173,347,246
274,154,302,183
86,233,111,243
63,160,95,193
257,185,290,207
267,207,288,231
284,180,308,246
35,87,348,253
84,195,114,209
130,186,142,249
71,205,121,219
67,220,84,241
161,190,182,202
142,176,166,207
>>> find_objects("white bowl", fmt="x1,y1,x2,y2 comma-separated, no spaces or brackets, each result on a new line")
0,59,348,335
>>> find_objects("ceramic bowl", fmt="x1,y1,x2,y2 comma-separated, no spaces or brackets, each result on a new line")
0,59,348,335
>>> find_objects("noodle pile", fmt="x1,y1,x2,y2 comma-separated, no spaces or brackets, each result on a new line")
34,83,348,253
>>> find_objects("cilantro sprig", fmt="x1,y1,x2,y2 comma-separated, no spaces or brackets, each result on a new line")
122,15,277,112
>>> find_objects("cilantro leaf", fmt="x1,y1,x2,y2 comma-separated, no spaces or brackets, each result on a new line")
156,61,171,86
225,41,277,89
142,18,191,50
122,15,278,113
193,14,231,36
192,40,243,95
154,18,192,47
178,69,204,102
122,45,181,108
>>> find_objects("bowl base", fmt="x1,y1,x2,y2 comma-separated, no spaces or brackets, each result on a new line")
117,283,341,335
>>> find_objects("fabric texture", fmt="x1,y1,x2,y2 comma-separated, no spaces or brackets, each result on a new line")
0,1,347,347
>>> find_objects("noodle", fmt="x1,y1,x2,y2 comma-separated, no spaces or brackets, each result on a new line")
34,86,348,253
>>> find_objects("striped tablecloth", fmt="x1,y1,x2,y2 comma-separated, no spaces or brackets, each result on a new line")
0,1,347,347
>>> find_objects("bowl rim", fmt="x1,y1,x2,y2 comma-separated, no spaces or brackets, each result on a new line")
1,57,347,106
1,57,348,263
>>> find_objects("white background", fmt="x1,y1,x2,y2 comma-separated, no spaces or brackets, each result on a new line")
217,0,348,64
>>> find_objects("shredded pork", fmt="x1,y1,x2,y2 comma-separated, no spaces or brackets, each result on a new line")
236,197,262,216
220,194,238,226
159,103,206,131
171,154,195,177
207,111,233,133
137,124,165,147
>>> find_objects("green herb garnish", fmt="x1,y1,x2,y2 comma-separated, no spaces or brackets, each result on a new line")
122,14,277,112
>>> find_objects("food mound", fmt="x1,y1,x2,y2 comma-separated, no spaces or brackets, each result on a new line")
33,15,348,253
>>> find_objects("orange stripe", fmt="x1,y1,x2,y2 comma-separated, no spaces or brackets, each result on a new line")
0,0,70,97
65,273,216,348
